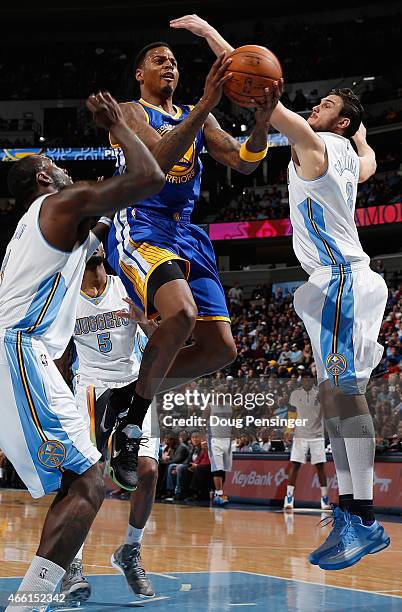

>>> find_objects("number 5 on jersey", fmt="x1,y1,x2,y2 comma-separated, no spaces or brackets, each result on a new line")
97,332,112,353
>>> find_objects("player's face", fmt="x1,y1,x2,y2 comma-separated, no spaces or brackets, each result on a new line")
47,158,73,190
137,47,179,96
307,95,348,133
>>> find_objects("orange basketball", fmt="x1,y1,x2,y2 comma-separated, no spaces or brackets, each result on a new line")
223,45,283,108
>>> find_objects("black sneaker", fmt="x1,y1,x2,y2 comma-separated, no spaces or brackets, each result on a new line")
109,420,144,491
60,558,91,603
111,544,155,597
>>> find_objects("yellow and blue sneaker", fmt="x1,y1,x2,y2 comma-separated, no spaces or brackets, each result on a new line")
318,514,390,570
309,505,348,565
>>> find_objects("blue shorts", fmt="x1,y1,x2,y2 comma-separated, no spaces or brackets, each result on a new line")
107,208,230,322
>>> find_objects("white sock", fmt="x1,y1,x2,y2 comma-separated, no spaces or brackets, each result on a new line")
5,555,65,612
320,487,328,497
286,485,294,497
126,523,144,545
215,490,223,496
325,417,353,495
74,544,84,561
340,414,375,500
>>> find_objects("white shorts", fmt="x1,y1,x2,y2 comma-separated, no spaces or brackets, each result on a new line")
293,263,387,394
0,331,101,498
290,438,326,465
207,437,233,472
75,381,160,462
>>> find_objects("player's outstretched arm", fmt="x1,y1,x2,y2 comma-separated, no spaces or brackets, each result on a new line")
40,92,165,251
203,83,282,174
352,122,376,183
116,53,233,175
170,15,235,55
173,15,326,177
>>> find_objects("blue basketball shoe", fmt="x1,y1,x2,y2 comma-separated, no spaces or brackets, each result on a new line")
309,505,348,565
318,514,390,570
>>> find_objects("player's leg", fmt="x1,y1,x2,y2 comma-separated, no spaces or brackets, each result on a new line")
159,320,237,392
112,402,159,597
112,458,157,598
209,438,230,506
308,438,330,510
284,461,301,509
0,334,103,612
60,385,113,603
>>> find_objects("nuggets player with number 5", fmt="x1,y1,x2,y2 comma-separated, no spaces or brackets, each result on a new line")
175,13,390,572
106,44,281,486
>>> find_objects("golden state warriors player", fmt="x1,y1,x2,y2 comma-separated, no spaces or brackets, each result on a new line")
107,46,280,486
0,92,164,612
174,14,390,572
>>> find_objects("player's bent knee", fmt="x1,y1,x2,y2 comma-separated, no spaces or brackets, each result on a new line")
79,464,105,510
174,304,198,333
214,339,237,369
138,459,158,486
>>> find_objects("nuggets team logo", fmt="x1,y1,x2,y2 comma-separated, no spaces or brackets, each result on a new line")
38,440,66,468
325,353,347,376
158,125,196,181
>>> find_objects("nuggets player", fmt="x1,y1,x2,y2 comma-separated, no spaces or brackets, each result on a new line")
59,245,158,601
175,14,390,571
107,47,281,484
0,93,164,611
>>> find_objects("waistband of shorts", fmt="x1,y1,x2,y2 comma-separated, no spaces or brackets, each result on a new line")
132,207,191,223
309,260,370,279
0,329,44,348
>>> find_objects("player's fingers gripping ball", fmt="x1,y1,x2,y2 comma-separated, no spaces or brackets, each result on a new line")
223,45,283,108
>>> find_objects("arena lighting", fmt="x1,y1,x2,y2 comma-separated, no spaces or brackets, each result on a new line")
363,76,376,81
240,124,247,132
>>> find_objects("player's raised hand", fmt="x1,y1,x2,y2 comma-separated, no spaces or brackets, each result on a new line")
251,79,284,126
201,53,233,110
352,122,367,143
116,297,146,323
86,91,124,130
170,14,214,38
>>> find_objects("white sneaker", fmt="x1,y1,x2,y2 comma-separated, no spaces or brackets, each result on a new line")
321,495,331,510
283,494,294,510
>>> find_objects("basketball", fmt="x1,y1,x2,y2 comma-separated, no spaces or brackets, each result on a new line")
223,45,283,108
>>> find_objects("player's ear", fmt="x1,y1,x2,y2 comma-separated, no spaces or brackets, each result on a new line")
36,171,52,187
135,67,144,85
338,116,350,131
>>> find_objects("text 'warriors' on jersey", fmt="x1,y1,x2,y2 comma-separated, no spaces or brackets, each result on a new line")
288,132,369,275
113,99,205,218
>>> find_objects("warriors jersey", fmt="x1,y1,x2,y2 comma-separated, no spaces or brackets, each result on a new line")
73,274,147,387
0,193,99,359
288,132,370,275
113,98,205,218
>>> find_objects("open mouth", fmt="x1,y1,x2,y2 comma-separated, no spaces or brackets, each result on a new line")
162,72,174,81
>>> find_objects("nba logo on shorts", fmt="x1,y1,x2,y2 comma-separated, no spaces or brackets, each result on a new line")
325,353,347,376
37,440,66,468
39,567,48,579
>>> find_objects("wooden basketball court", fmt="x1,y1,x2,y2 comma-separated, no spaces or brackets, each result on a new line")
0,490,401,610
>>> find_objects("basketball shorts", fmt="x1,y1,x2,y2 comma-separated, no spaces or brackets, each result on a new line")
290,438,326,465
107,208,230,322
75,380,160,462
207,437,233,472
293,263,387,395
0,330,101,498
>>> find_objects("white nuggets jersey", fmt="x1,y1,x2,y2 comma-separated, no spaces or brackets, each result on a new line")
288,132,369,274
73,275,147,387
0,193,99,358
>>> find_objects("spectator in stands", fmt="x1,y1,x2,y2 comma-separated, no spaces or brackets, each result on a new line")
156,433,189,499
228,283,243,315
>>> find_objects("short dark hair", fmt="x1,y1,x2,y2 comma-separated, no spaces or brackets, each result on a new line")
329,88,364,138
7,155,46,206
134,41,173,72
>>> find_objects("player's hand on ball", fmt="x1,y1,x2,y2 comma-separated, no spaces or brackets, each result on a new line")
86,91,124,130
201,53,233,109
252,79,283,126
170,14,213,38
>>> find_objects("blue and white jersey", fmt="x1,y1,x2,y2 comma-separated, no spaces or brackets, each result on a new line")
0,194,99,359
288,132,369,275
73,274,147,387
